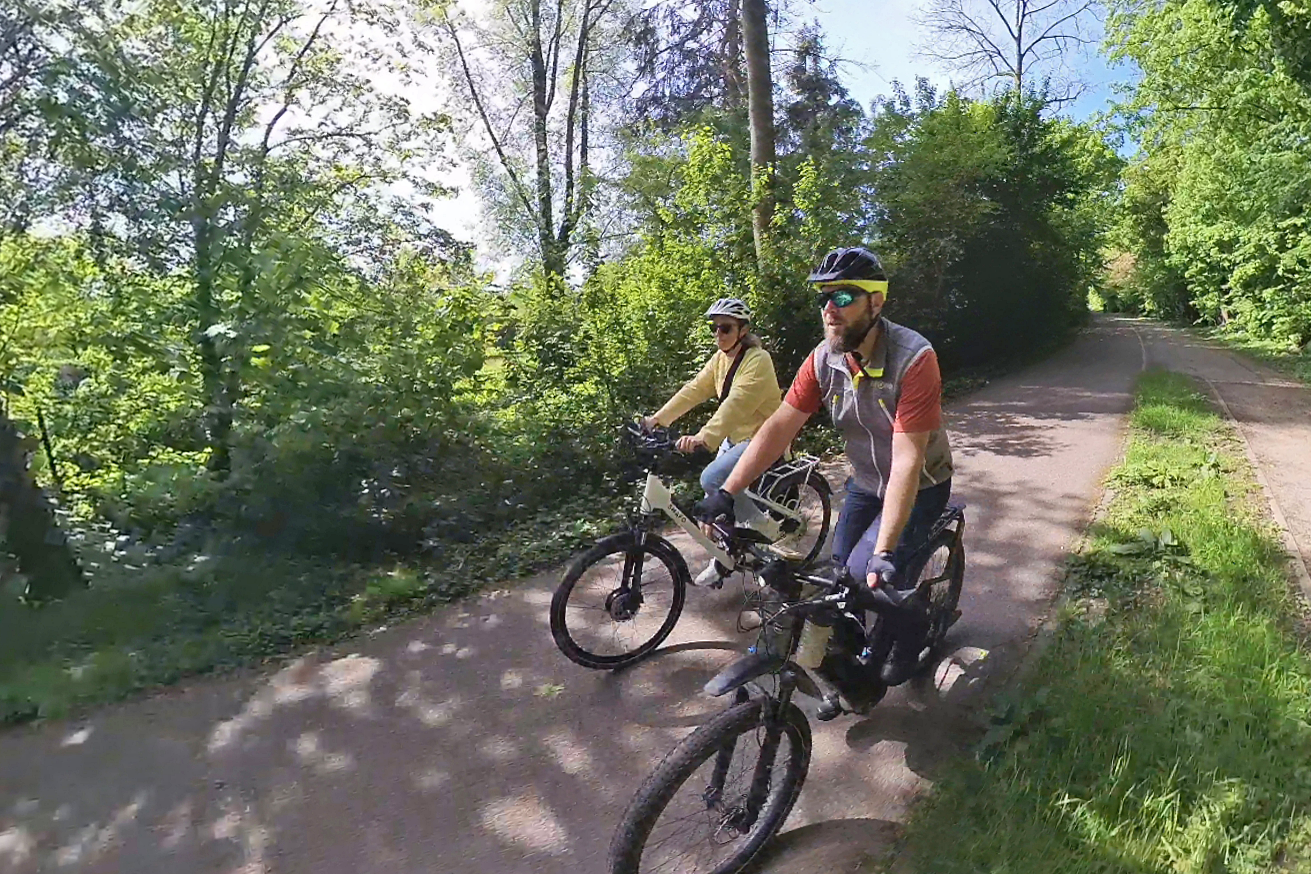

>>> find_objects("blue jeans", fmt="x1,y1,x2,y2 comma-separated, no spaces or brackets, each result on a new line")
834,478,952,588
700,439,763,524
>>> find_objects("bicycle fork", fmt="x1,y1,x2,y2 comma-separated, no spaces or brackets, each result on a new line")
702,680,796,831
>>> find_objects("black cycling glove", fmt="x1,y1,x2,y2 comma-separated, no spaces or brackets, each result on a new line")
865,550,899,588
694,488,736,530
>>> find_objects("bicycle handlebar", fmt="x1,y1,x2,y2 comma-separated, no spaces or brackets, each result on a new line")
756,558,899,623
624,420,677,454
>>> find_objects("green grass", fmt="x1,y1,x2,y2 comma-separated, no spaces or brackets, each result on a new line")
892,369,1311,874
1204,328,1311,385
0,492,622,725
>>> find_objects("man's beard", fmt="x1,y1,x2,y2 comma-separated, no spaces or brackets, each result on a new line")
827,312,876,353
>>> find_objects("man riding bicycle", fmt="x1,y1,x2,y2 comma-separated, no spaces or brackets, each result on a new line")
697,247,954,686
643,297,783,588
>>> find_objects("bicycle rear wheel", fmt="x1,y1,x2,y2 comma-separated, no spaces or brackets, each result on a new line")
764,471,832,564
609,697,811,874
914,530,965,653
551,532,687,669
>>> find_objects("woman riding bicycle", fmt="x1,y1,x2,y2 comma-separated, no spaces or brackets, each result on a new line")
642,298,782,587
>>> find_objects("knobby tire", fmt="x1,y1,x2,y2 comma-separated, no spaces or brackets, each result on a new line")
609,697,811,874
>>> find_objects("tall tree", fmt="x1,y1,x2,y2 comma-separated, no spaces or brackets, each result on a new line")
742,0,775,268
781,25,864,157
1106,0,1311,344
439,0,618,279
914,0,1100,104
0,253,85,600
1212,0,1311,87
622,0,744,128
0,0,123,239
55,0,455,477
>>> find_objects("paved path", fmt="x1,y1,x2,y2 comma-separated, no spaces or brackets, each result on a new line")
3,318,1305,874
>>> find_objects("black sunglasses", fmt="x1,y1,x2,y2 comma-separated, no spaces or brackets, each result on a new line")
814,286,866,309
709,322,739,335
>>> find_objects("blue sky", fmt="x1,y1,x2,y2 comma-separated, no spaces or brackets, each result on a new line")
804,0,1131,122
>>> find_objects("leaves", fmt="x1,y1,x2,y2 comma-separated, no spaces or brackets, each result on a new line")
1107,0,1311,348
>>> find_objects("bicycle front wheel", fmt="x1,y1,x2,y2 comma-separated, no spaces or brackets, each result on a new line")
550,532,687,669
609,697,811,874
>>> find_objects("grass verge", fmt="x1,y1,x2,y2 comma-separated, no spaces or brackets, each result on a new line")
892,369,1311,873
1203,328,1311,385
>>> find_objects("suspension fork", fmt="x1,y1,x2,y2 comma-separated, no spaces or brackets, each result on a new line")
621,524,650,607
743,678,795,825
703,679,797,824
704,686,751,808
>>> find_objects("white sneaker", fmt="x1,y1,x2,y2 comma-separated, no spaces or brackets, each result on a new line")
692,561,726,587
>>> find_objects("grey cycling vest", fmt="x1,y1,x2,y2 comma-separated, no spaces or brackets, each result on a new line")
812,318,954,497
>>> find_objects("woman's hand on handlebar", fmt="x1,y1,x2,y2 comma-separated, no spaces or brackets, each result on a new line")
676,434,706,454
640,415,660,432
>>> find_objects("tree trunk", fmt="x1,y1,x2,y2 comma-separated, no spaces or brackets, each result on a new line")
191,204,233,477
741,0,775,269
723,0,743,109
0,402,84,601
529,0,561,278
1013,1,1024,92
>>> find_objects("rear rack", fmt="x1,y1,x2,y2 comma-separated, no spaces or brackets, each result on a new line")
754,454,821,496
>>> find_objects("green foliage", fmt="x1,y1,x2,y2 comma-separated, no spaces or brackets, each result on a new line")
0,0,1122,708
1108,0,1311,346
867,83,1119,367
898,370,1311,874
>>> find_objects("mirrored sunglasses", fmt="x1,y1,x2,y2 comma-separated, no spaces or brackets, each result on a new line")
814,286,865,309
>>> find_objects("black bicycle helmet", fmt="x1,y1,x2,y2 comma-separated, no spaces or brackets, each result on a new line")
807,247,887,283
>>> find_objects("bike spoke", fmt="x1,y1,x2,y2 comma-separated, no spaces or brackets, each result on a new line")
561,549,677,659
636,724,791,873
770,479,828,560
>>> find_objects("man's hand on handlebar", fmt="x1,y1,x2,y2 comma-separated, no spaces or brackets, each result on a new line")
866,551,898,592
640,415,660,432
694,488,736,540
675,434,707,454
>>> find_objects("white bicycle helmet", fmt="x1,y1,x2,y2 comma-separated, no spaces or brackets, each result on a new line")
704,297,752,322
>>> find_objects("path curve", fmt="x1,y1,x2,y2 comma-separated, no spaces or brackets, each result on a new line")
6,317,1306,874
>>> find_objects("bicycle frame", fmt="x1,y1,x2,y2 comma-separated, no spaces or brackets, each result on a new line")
639,472,735,568
705,501,969,706
636,454,823,572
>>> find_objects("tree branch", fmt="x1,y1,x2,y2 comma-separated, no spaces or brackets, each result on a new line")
544,0,566,112
443,16,539,229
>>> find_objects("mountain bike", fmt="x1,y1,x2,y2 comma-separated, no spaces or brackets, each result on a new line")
550,422,833,670
607,503,966,874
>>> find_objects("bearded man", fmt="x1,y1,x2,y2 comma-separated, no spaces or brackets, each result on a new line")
696,247,954,688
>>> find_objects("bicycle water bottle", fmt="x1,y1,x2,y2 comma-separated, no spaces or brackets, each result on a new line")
793,619,832,669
